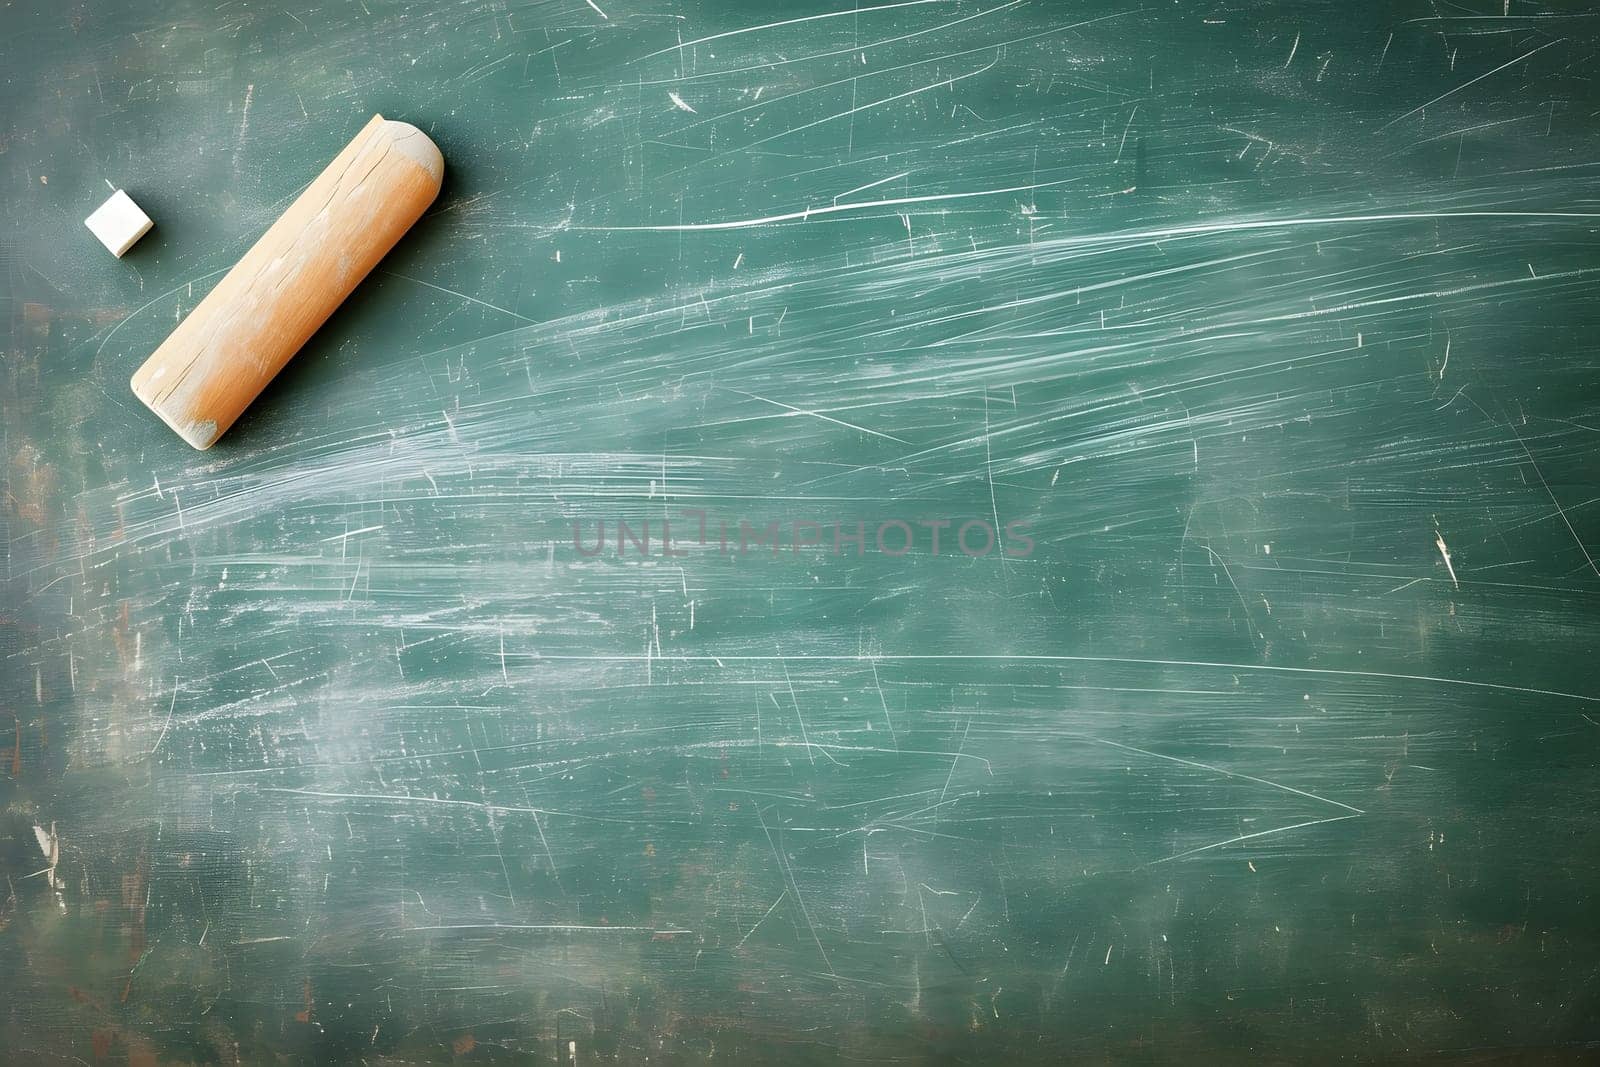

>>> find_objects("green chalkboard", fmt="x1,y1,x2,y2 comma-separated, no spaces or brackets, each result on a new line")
5,0,1600,1062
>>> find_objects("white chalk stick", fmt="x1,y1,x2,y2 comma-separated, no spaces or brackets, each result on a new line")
85,189,153,257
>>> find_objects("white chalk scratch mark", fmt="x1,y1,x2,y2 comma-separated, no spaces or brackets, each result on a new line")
982,390,1006,560
319,525,384,544
31,824,60,892
1113,105,1140,163
633,0,946,62
869,658,899,751
1378,40,1563,131
236,83,254,146
578,180,1071,232
778,652,815,766
735,890,787,948
755,804,835,976
938,719,971,807
525,653,1600,705
405,923,688,935
1381,577,1429,596
384,271,539,324
1203,546,1260,649
1435,533,1460,589
149,686,179,757
1151,814,1363,866
834,172,911,205
1088,737,1365,814
1508,422,1600,578
731,389,908,444
531,809,563,894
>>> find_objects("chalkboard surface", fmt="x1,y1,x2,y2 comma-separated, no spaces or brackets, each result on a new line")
4,1,1600,1062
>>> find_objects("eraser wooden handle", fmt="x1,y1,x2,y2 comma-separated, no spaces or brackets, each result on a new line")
131,114,443,449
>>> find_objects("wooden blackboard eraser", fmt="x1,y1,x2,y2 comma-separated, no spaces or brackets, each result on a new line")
130,115,443,449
